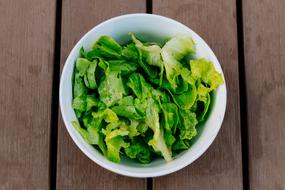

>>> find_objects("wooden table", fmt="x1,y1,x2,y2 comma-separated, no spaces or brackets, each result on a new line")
1,0,284,189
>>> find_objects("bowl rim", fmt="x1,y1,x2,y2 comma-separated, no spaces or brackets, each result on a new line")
59,13,227,178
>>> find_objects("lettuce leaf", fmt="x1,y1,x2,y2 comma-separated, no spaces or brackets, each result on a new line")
146,99,172,161
178,110,198,140
190,58,223,90
98,71,126,107
131,33,163,68
161,35,195,88
125,137,151,164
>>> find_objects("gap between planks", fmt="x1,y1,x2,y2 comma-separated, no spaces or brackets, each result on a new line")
49,0,62,189
236,0,249,189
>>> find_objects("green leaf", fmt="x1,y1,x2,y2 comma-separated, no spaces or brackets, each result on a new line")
170,83,197,110
190,58,223,90
108,60,138,75
72,95,86,112
86,95,98,111
90,36,122,60
137,122,149,135
111,97,144,120
161,103,179,132
146,99,172,162
72,121,92,143
76,58,90,76
125,137,151,164
106,136,129,163
172,139,189,150
102,121,131,163
122,43,138,61
98,72,126,107
161,35,195,88
131,33,163,68
79,47,86,58
196,93,211,122
73,71,88,98
127,73,152,99
92,108,119,123
178,110,198,140
164,130,176,147
85,60,97,89
96,36,122,53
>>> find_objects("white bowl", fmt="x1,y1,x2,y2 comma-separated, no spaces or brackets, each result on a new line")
60,13,227,178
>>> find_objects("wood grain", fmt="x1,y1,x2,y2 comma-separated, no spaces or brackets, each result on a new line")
56,0,147,189
152,1,243,189
243,0,285,189
0,0,56,189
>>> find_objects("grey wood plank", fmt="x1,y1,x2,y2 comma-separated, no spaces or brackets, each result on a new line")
243,0,285,189
0,0,56,189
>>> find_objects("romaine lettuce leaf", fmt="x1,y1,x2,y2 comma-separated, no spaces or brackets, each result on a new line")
72,121,106,156
146,99,172,162
125,137,151,164
161,35,195,88
127,73,152,99
122,43,138,61
111,96,144,120
131,33,163,68
102,122,129,163
108,60,138,75
98,71,126,107
190,58,223,90
178,110,198,140
73,71,88,98
170,83,197,110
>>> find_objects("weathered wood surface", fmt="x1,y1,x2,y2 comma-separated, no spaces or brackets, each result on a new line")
0,0,56,189
243,0,285,189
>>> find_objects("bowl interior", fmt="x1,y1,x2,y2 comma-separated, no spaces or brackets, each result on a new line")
60,14,227,177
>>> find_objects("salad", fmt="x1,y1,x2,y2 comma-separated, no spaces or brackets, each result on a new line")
71,33,223,163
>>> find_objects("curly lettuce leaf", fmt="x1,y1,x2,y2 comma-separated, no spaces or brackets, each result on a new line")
161,35,195,88
125,137,151,164
102,122,129,163
98,71,126,107
111,96,144,120
105,136,129,163
72,121,106,156
88,36,122,60
146,99,172,162
172,139,189,150
127,73,152,99
92,108,119,123
122,43,138,61
170,83,197,110
75,58,98,89
102,120,140,163
131,33,163,68
190,58,223,90
73,71,88,98
178,110,198,140
108,60,138,75
96,36,122,53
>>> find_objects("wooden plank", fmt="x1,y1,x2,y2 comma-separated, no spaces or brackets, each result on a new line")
152,1,243,189
242,0,285,189
56,0,147,189
0,0,56,189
